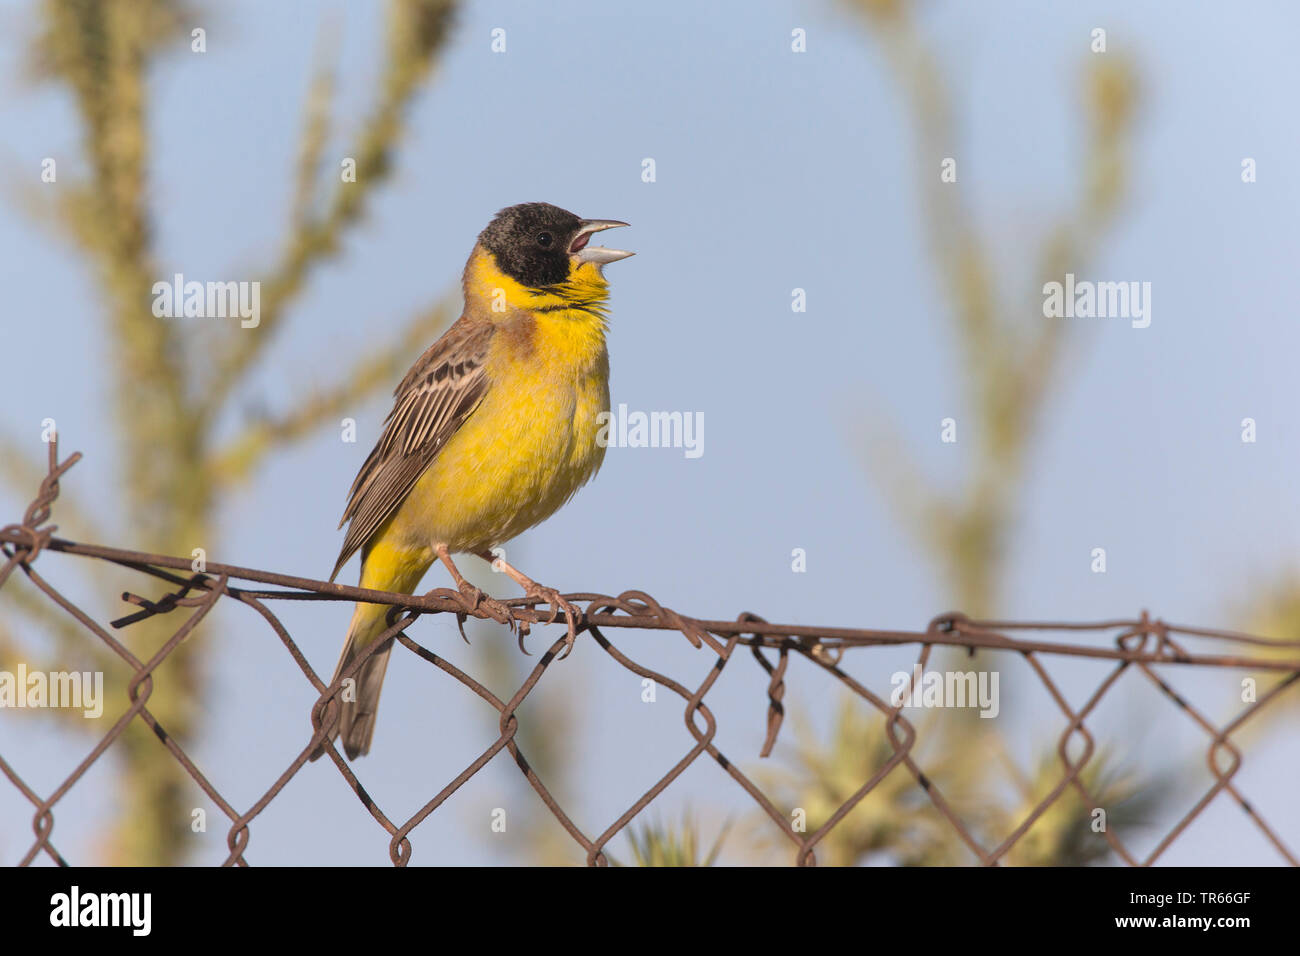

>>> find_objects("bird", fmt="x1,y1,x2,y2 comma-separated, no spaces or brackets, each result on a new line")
312,202,632,761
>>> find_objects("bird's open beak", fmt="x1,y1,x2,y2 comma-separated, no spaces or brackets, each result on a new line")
570,219,633,266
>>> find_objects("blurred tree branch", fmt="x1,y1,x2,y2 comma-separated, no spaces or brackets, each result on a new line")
8,0,459,864
798,0,1148,867
209,297,456,485
202,0,455,414
847,0,1137,612
1238,577,1300,726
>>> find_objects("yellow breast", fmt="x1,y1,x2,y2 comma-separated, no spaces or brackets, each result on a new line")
385,253,612,554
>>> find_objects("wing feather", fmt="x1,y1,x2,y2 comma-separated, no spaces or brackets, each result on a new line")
329,317,493,581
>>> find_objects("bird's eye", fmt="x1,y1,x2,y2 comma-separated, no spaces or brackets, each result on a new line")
536,231,554,248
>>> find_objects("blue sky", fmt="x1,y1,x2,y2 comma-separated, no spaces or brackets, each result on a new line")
1,0,1298,865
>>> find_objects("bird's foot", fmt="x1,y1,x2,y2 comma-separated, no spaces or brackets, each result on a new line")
455,581,514,629
472,550,579,656
438,544,513,629
520,583,579,658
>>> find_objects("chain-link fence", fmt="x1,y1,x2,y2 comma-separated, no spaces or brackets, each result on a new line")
3,440,1298,866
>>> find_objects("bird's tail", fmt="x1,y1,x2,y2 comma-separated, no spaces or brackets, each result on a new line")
311,542,433,761
318,602,394,760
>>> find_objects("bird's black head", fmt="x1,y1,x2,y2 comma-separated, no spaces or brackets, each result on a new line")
478,202,631,289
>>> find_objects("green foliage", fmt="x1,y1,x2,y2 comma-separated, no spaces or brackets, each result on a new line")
779,0,1155,868
620,814,732,867
6,0,459,864
759,698,1169,866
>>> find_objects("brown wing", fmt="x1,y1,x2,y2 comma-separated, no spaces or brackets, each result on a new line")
329,316,493,581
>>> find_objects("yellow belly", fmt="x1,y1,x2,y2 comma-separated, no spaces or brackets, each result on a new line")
381,349,610,557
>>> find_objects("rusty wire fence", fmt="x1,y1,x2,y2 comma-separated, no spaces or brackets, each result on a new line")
2,440,1299,866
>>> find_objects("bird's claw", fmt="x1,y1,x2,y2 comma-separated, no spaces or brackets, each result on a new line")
456,582,514,630
523,584,579,659
456,581,483,609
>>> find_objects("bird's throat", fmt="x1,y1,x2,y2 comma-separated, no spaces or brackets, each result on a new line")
464,247,610,322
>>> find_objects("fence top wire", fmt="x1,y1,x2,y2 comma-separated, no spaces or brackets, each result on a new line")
2,439,1298,866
